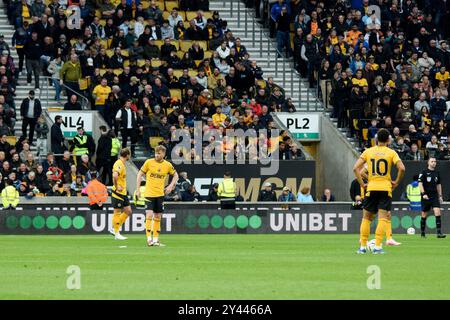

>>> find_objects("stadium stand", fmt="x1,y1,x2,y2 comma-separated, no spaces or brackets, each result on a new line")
256,0,450,157
0,0,306,199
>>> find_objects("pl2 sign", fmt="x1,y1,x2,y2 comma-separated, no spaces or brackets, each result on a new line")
277,113,320,141
48,111,93,137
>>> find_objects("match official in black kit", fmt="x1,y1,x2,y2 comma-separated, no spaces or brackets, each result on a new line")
418,157,446,238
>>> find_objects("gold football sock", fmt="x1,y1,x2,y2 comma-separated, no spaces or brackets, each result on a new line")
118,213,129,228
385,219,392,240
113,212,122,233
152,217,161,240
375,218,388,247
145,218,152,238
360,218,371,247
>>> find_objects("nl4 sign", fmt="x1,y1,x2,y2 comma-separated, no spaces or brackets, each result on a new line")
48,112,93,137
277,113,320,141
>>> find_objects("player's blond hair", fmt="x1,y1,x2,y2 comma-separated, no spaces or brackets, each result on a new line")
155,145,167,154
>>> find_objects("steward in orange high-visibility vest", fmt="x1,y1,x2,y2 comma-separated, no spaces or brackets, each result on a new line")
86,171,109,210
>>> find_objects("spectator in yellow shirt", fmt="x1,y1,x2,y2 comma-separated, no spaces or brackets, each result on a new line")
352,69,368,87
92,78,111,121
435,67,450,82
212,106,227,128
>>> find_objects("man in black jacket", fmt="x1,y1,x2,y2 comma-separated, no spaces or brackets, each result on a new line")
24,32,42,89
95,126,112,185
276,6,292,58
50,115,66,158
20,90,42,144
257,182,277,201
115,99,137,157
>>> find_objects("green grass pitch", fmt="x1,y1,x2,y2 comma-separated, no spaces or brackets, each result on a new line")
0,234,449,299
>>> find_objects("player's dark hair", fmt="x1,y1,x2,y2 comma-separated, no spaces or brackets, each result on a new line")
224,171,231,177
377,128,390,143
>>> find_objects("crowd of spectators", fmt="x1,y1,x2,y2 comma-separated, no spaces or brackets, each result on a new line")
5,0,304,163
0,0,308,198
260,0,450,159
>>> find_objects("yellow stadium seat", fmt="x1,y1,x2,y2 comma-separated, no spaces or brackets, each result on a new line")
137,59,146,67
197,41,208,51
99,19,106,26
171,39,179,50
203,11,213,20
204,51,213,59
188,69,197,77
113,69,124,75
106,49,114,57
149,136,164,149
99,69,107,76
213,99,221,107
121,49,129,57
176,50,185,59
256,79,266,89
173,69,183,78
183,21,191,28
165,1,178,11
95,9,102,18
186,11,197,21
194,60,202,67
177,11,186,20
180,40,193,52
47,107,64,111
141,0,150,9
124,60,130,67
362,128,368,141
162,11,170,20
6,136,17,145
170,89,182,100
154,39,164,48
100,39,108,49
156,0,165,9
151,59,162,67
70,39,77,46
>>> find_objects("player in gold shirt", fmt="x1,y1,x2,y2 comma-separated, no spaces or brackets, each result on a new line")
110,148,132,240
353,129,405,254
136,145,179,246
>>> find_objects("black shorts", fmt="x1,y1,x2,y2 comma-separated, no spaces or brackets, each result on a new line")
145,197,164,213
362,191,392,213
421,197,440,212
111,193,130,209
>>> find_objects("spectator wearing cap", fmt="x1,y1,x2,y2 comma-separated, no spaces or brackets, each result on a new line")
11,21,30,74
278,186,296,202
92,78,112,120
20,90,42,144
258,182,277,201
123,76,140,100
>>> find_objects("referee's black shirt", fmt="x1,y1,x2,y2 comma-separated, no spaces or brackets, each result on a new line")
418,169,441,198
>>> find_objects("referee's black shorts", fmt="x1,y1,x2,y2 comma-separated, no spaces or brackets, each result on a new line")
145,196,165,213
362,191,392,213
421,197,440,212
